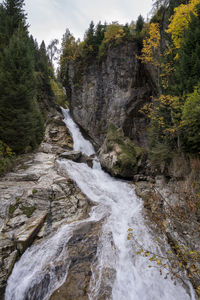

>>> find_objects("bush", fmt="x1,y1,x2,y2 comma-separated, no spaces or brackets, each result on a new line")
0,140,15,175
50,79,67,106
150,142,173,169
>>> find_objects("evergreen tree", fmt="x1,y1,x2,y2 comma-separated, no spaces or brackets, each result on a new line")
35,41,55,108
0,4,8,51
83,21,96,59
2,0,27,42
175,6,200,94
136,15,144,33
94,22,106,55
0,27,44,153
181,82,200,153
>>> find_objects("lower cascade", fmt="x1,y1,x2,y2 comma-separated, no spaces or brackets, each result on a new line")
5,109,196,300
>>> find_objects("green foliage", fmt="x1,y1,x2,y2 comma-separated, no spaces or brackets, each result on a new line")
98,22,128,59
106,124,144,176
0,140,14,175
181,83,200,153
136,15,144,33
59,21,136,89
140,1,200,161
174,5,200,94
32,39,56,112
0,0,56,157
50,79,66,106
0,27,44,153
149,142,173,168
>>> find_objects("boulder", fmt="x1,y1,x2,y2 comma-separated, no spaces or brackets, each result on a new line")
15,213,47,254
98,125,146,178
59,151,82,161
59,151,94,168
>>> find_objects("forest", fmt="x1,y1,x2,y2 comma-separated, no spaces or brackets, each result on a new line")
0,0,65,174
1,0,200,174
59,0,200,169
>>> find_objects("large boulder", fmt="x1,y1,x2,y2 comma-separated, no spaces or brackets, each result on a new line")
59,151,94,168
99,125,146,178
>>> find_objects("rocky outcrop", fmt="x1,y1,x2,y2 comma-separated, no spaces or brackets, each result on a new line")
67,41,155,149
98,124,146,178
50,221,103,300
135,176,200,293
59,151,94,168
0,111,92,297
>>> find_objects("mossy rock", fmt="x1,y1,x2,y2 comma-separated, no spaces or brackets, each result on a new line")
21,205,36,218
105,124,145,178
9,205,16,215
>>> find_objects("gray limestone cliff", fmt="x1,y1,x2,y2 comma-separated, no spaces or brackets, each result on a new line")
67,41,155,149
65,41,156,178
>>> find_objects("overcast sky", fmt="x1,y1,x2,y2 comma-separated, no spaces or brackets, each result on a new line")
22,0,153,46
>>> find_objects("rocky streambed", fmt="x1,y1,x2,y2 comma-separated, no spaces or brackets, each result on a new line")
0,109,198,300
0,110,95,298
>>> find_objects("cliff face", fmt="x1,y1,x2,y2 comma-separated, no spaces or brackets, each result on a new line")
68,42,155,149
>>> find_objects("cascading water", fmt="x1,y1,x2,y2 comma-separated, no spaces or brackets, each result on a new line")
5,109,196,300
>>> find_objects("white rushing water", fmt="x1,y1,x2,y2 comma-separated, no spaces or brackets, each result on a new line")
5,109,196,300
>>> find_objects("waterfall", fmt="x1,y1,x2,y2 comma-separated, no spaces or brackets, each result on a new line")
5,109,196,300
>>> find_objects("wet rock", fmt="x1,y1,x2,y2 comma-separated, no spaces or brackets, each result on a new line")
59,151,94,168
59,151,82,161
15,213,47,254
44,113,73,151
4,250,18,276
50,221,103,300
0,109,92,295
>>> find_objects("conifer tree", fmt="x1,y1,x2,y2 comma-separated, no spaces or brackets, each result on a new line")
175,6,200,93
3,0,27,42
136,15,144,33
0,27,44,153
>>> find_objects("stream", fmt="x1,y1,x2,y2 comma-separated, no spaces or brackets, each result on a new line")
5,109,196,300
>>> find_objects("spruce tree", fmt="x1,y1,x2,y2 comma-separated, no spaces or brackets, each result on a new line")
0,27,44,153
175,6,200,94
3,0,27,42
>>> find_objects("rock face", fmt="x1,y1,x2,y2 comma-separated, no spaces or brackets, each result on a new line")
135,176,200,292
68,41,155,148
59,151,94,168
50,221,103,300
98,124,146,178
0,111,91,297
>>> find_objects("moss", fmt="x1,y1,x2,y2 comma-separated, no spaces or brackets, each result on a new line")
32,189,37,195
21,205,36,218
106,124,124,149
9,205,16,215
106,124,145,177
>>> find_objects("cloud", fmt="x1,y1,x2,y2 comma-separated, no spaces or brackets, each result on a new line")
24,0,152,45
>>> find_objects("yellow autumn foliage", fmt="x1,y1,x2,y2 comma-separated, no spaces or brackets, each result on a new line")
103,23,126,44
166,0,200,50
140,23,161,66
